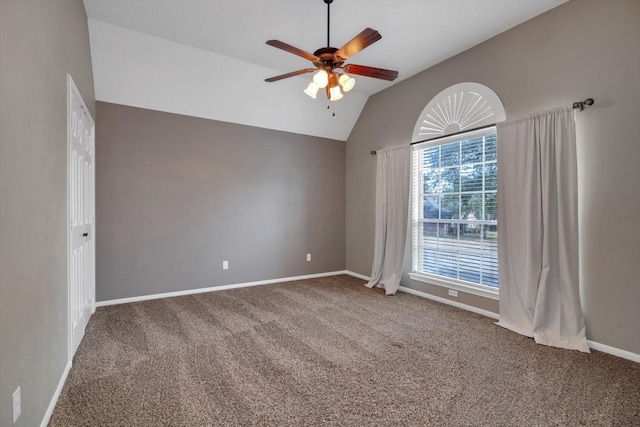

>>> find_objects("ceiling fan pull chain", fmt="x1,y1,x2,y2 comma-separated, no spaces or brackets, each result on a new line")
326,104,336,117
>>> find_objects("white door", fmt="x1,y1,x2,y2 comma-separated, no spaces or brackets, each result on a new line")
67,75,95,359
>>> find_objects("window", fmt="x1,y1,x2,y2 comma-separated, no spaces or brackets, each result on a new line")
410,127,498,299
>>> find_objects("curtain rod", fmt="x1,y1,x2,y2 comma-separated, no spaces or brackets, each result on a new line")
370,97,595,155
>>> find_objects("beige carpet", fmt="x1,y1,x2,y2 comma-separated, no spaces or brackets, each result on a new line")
50,275,640,426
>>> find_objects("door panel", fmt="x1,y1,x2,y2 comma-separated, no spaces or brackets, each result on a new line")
68,75,95,359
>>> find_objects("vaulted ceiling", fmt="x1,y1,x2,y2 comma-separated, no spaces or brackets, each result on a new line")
84,0,567,141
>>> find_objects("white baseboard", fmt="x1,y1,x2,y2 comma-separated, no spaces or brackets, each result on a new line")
398,285,500,320
344,270,499,319
344,270,371,281
96,270,350,307
397,284,640,364
40,360,71,427
588,340,640,363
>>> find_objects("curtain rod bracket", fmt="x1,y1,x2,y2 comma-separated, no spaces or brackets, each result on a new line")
371,150,377,155
572,98,594,111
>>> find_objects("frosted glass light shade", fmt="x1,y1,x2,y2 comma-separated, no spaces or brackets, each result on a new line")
312,70,329,88
329,85,343,101
304,82,319,99
338,73,355,92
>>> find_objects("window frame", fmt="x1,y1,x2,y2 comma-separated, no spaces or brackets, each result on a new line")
410,126,499,300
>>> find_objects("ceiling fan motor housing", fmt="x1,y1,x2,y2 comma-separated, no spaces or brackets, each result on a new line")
312,47,344,70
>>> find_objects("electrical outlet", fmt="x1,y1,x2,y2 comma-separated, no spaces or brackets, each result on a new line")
306,254,311,262
222,260,229,270
448,289,458,297
13,386,21,423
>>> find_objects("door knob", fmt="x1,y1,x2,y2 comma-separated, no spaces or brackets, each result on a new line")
83,232,88,237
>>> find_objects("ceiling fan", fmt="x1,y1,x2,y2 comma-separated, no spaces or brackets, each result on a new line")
264,0,399,101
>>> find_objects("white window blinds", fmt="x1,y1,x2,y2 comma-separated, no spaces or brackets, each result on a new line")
411,127,499,292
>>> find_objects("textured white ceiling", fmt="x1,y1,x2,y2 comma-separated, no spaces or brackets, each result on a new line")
84,0,567,141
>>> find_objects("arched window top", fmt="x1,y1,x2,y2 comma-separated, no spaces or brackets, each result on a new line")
412,82,505,143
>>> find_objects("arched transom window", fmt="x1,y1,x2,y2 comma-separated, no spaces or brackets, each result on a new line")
412,82,505,143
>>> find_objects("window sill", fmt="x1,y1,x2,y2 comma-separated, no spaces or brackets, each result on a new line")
408,272,499,300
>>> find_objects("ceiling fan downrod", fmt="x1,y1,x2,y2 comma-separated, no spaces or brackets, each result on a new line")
325,0,333,48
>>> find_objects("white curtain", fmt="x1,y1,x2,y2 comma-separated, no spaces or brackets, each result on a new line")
496,107,589,352
366,145,411,295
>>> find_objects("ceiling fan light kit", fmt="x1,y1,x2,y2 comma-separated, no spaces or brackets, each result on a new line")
304,82,320,99
313,70,329,88
264,0,398,101
329,85,343,101
338,73,355,92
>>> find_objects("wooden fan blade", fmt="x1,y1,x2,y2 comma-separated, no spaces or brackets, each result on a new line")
265,68,317,82
334,28,382,61
266,40,318,62
343,64,398,81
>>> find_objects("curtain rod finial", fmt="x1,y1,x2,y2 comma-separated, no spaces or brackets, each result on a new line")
573,98,594,111
371,150,377,155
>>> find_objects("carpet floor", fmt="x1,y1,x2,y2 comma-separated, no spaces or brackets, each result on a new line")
50,275,640,426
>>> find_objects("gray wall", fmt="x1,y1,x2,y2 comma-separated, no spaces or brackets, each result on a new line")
346,0,640,354
96,102,345,301
0,1,95,426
